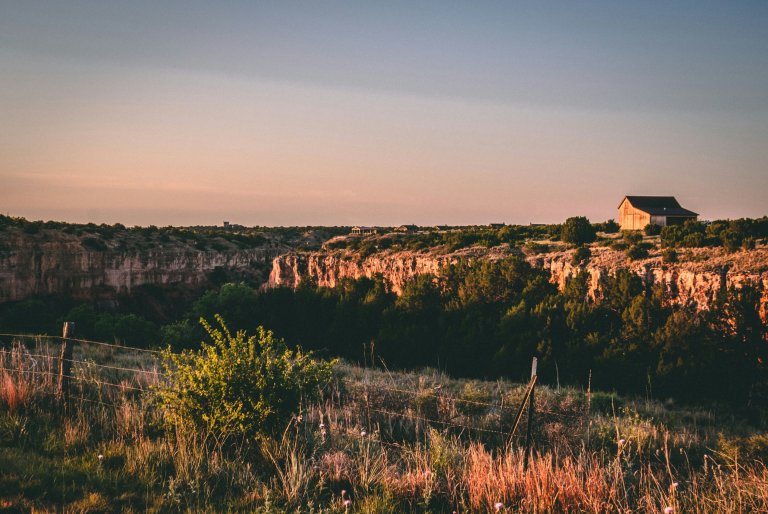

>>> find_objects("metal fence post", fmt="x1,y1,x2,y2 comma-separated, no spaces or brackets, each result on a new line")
524,357,537,469
58,321,75,412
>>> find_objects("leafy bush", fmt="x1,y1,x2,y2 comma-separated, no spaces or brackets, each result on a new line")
644,223,661,236
524,242,550,255
595,219,620,234
626,245,648,261
662,248,677,263
561,217,596,245
81,237,108,251
571,246,592,266
622,230,643,246
157,316,335,439
722,230,742,253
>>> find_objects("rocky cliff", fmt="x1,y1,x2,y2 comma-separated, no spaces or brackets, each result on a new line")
268,246,768,318
0,229,281,303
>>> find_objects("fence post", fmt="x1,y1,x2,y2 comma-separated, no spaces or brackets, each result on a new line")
58,321,75,412
524,357,537,469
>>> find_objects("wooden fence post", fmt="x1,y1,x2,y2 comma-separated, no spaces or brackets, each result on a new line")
524,357,537,469
58,321,75,412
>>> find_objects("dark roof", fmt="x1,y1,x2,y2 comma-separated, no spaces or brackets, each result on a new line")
620,196,698,217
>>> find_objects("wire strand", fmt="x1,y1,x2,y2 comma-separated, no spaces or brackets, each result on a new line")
340,377,522,411
368,406,507,436
0,332,163,354
0,366,149,392
4,351,161,375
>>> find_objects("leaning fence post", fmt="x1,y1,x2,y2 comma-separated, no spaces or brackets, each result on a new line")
58,321,75,412
524,356,537,469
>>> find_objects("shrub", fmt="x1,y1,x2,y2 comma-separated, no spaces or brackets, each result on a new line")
596,219,620,234
81,237,108,251
157,316,335,440
722,230,742,253
561,217,596,245
622,230,642,246
626,245,648,261
683,232,704,248
644,223,661,236
571,246,591,266
610,241,628,251
742,237,756,251
524,242,550,255
662,248,677,263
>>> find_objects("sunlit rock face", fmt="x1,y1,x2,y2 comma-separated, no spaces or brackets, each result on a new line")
2,225,766,323
0,230,279,302
268,246,768,319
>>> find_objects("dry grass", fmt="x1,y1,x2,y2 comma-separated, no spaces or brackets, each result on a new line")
1,340,766,512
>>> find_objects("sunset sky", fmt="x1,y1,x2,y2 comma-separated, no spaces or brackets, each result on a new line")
2,1,767,226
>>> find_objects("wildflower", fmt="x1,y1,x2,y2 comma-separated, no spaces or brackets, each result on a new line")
343,499,352,508
319,423,325,429
494,502,504,511
618,438,626,446
98,454,104,462
663,507,674,514
341,490,347,498
671,482,679,489
360,430,367,437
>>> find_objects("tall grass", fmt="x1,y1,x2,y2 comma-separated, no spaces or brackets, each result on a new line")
1,340,766,512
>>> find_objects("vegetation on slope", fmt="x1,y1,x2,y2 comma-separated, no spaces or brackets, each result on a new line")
1,333,767,513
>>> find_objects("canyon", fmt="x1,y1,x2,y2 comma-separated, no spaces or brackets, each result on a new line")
268,246,768,318
2,226,767,321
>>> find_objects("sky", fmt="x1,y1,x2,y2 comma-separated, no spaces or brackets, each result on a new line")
1,1,767,226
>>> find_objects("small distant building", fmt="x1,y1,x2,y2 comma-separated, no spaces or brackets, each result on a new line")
351,226,378,235
618,196,698,231
488,223,506,229
395,224,417,232
223,221,230,228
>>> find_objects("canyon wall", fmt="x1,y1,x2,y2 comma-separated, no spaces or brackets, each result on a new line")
269,247,768,317
2,224,766,322
0,232,279,303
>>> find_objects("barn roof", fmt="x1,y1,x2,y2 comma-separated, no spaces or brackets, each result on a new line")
620,196,698,217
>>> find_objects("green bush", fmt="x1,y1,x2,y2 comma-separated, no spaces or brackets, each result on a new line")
157,316,335,440
596,219,620,234
722,230,742,253
644,223,661,236
571,246,592,266
561,217,596,245
626,245,648,261
622,230,643,246
662,248,678,263
81,237,108,251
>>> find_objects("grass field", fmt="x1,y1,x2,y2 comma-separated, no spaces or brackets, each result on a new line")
1,337,767,513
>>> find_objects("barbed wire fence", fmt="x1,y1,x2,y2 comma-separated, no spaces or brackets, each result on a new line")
0,324,543,458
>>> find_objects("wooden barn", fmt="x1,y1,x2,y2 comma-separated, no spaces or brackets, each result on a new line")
618,196,698,231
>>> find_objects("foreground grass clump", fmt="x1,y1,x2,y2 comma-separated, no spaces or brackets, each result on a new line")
1,338,768,512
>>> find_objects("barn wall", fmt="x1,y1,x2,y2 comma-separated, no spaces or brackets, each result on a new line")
619,200,650,230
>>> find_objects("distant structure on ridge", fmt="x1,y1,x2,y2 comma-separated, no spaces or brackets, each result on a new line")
351,226,378,235
618,196,698,231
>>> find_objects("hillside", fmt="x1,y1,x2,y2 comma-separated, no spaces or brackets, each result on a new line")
3,216,767,321
269,243,768,320
1,334,767,513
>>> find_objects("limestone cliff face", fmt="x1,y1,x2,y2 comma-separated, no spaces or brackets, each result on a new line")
268,246,768,318
268,246,511,295
0,231,279,302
